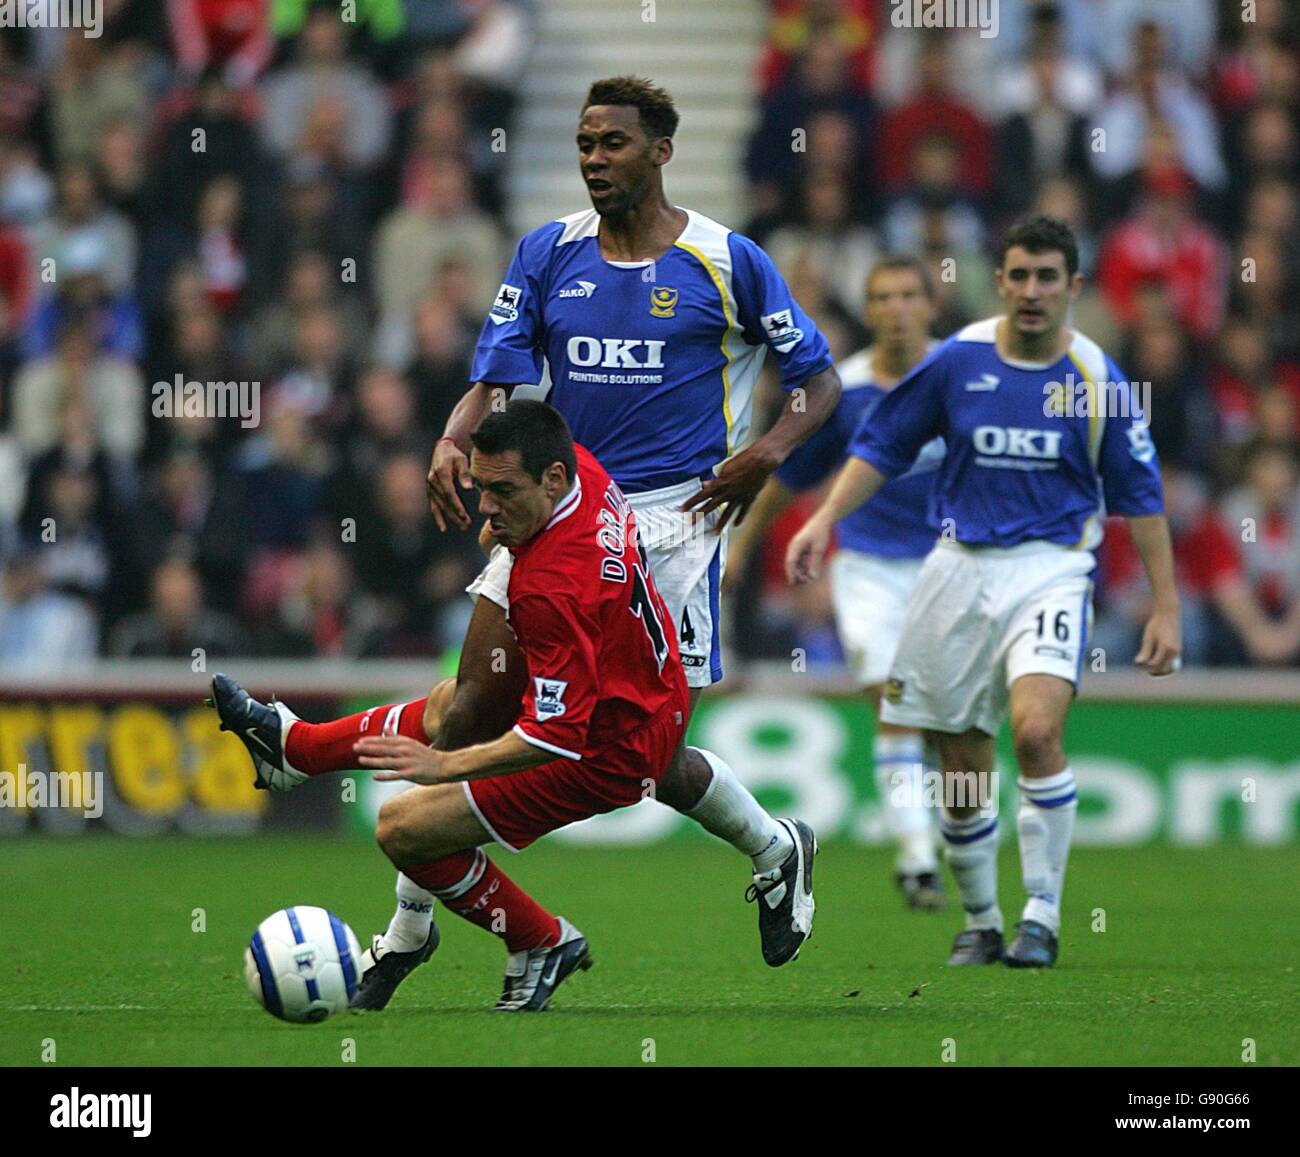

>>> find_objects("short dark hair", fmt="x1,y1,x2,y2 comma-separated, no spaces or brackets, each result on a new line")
470,399,577,485
582,76,679,141
868,255,936,301
1001,215,1080,278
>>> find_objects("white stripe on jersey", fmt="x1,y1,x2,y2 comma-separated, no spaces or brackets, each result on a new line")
672,211,766,461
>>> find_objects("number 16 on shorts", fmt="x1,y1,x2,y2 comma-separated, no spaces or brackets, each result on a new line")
1013,580,1093,686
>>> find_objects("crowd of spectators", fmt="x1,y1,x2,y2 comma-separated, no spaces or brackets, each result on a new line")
0,0,536,669
734,0,1300,670
0,0,1296,675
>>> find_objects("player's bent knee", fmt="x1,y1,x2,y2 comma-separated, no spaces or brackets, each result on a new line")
376,791,439,865
1011,718,1063,770
436,675,519,749
422,678,457,742
376,784,484,865
375,794,413,862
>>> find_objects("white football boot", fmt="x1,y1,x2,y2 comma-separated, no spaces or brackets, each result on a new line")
746,818,818,965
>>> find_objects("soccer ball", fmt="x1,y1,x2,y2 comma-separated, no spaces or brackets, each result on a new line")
244,906,363,1023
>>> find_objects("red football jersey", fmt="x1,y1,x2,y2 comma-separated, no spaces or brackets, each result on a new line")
506,445,686,760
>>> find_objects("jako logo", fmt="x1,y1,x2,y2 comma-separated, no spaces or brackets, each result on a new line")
567,337,665,369
972,426,1063,459
559,280,597,298
50,1088,151,1138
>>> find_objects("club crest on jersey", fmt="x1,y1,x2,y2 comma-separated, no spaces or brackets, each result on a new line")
884,677,905,704
534,677,568,720
760,309,803,353
649,286,678,317
489,284,522,325
559,280,597,299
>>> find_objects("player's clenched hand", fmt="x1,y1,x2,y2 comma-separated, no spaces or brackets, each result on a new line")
785,516,832,585
1134,607,1182,676
427,437,474,532
680,445,778,532
354,735,447,784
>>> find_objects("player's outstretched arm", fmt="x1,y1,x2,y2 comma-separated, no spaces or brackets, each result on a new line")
785,456,886,584
682,365,841,531
427,382,518,531
1126,513,1183,676
354,729,551,786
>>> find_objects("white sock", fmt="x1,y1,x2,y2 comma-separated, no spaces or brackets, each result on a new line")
1017,767,1077,936
382,872,435,953
875,732,937,874
685,747,793,873
940,809,1002,932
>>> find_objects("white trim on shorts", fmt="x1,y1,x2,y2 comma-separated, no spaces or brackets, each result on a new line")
462,780,520,853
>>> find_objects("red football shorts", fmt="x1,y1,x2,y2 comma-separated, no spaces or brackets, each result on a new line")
464,687,688,851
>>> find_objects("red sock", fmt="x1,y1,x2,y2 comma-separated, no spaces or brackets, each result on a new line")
403,849,561,952
284,699,428,776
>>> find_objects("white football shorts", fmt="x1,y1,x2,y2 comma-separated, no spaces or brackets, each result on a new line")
880,538,1096,736
829,549,927,688
467,476,726,688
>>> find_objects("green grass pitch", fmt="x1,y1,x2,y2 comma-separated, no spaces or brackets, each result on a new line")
1,835,1295,1066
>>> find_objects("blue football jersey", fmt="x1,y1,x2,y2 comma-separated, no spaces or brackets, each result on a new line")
849,318,1164,549
471,208,832,493
776,346,943,558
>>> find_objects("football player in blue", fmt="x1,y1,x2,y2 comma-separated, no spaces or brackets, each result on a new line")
787,217,1181,968
728,256,948,910
290,75,840,1007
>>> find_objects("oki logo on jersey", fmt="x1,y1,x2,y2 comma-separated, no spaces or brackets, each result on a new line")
760,309,803,353
533,678,568,720
567,336,666,369
489,284,522,324
972,426,1063,460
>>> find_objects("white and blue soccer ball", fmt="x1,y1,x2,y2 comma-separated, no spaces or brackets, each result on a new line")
244,906,362,1023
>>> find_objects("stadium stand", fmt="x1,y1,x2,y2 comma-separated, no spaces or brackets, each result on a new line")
0,0,1296,673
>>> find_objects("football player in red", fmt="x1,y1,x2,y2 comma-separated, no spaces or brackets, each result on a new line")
209,402,815,1010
